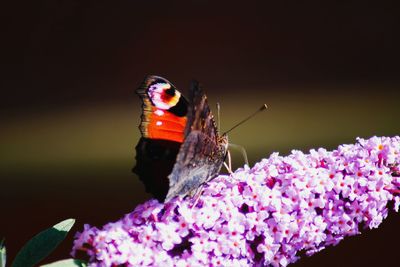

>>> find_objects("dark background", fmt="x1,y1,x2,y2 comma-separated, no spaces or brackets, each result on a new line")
1,1,399,266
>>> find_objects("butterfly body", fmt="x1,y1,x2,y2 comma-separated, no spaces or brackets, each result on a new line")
133,75,227,202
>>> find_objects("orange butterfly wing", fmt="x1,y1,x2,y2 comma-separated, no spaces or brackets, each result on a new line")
136,75,188,143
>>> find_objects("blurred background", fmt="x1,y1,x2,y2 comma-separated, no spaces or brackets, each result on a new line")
1,1,399,266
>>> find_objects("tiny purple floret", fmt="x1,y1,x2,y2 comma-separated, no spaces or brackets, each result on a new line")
72,136,400,266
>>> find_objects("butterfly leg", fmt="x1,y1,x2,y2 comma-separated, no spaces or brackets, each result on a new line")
190,184,205,209
223,150,233,174
228,143,249,166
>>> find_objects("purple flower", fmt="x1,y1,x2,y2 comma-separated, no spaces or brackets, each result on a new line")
72,136,400,266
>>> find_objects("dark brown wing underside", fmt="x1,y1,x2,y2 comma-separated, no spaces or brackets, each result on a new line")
165,131,226,202
165,80,227,202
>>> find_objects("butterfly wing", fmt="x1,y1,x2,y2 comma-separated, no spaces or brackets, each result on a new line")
133,75,189,201
133,137,181,201
165,80,228,202
136,75,188,143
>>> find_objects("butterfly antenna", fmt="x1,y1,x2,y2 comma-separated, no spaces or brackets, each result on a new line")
216,102,221,130
223,104,268,135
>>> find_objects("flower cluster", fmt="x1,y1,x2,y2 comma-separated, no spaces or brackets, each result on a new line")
72,136,400,266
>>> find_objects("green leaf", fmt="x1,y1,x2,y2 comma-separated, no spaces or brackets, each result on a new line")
0,239,6,267
40,258,87,267
11,218,75,267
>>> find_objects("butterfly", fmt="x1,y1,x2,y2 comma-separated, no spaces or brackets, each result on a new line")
133,75,228,202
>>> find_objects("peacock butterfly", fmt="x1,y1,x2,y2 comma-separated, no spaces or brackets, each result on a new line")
133,75,228,202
